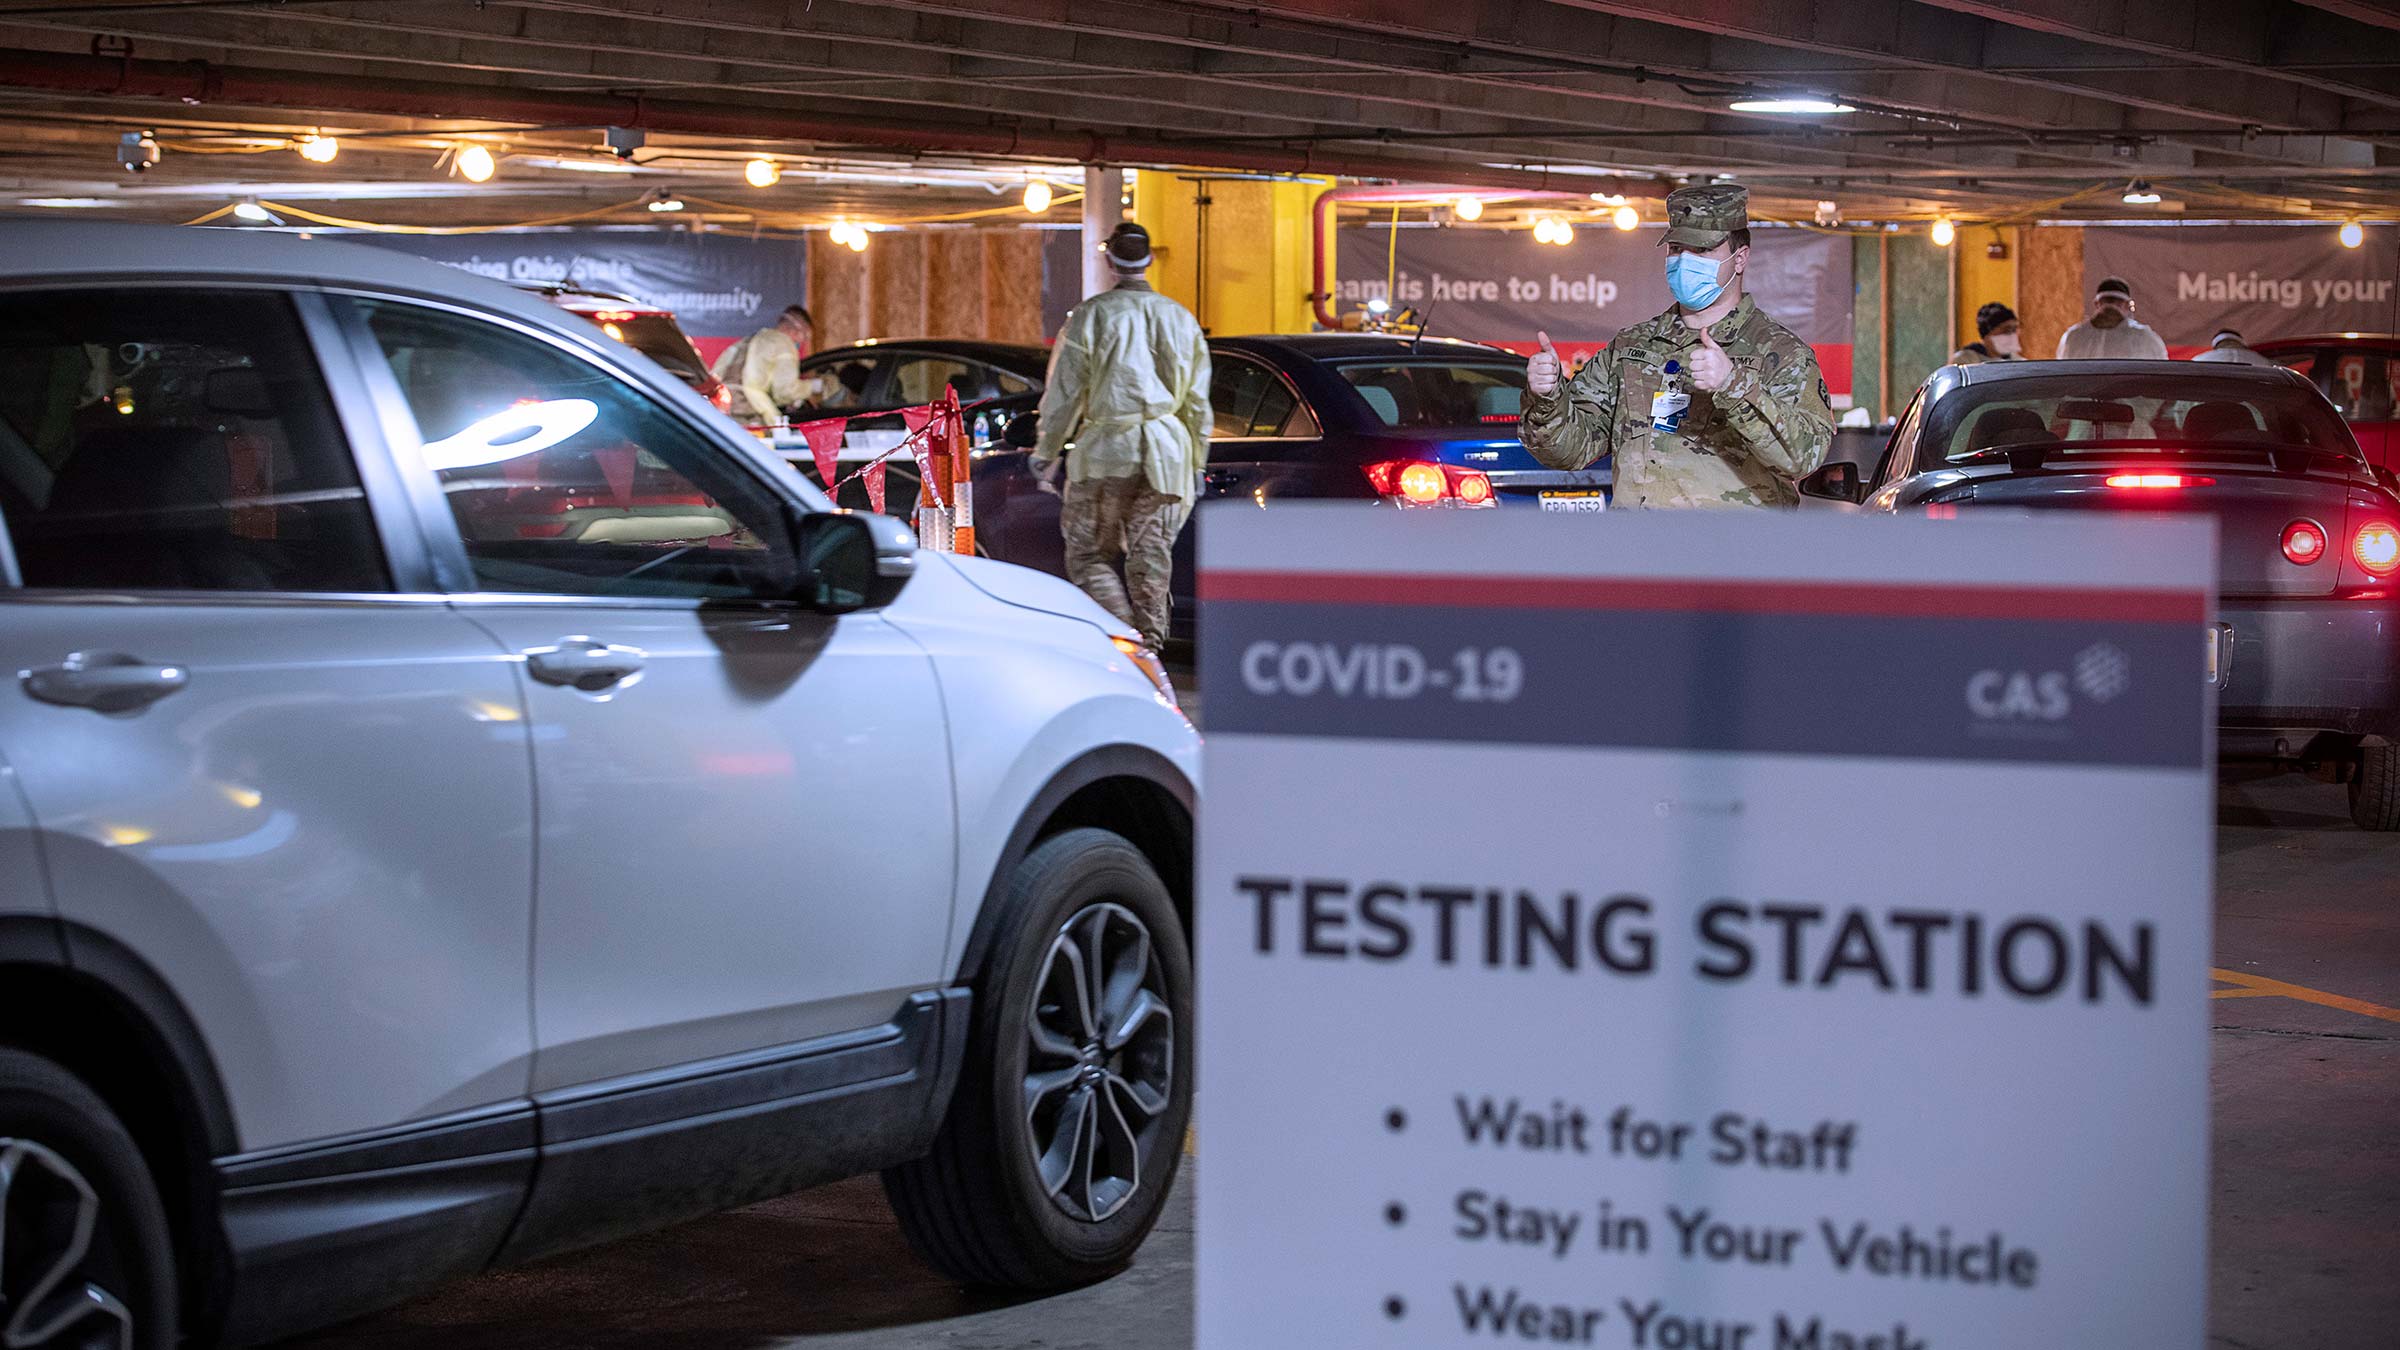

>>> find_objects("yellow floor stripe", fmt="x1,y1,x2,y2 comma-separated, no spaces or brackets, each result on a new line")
2210,968,2400,1023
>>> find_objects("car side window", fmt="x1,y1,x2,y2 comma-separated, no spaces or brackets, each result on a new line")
0,288,390,593
798,353,884,412
1875,392,1925,485
1209,355,1318,439
889,355,1029,407
357,300,799,601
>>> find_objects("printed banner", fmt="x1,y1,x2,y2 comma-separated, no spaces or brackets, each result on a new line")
355,229,809,353
2083,224,2400,347
1336,223,1854,394
1195,506,2214,1350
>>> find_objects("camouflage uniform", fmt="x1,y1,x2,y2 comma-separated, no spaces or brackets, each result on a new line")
1060,475,1188,650
1521,186,1835,508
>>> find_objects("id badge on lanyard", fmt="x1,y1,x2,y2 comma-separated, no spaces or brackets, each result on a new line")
1650,357,1691,434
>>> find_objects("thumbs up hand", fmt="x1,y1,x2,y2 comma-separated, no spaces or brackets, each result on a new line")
1527,331,1563,396
1689,326,1734,392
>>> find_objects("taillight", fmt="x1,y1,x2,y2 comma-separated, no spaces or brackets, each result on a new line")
1364,460,1496,508
2354,521,2400,576
1395,463,1446,505
2105,473,2215,489
2282,520,2328,565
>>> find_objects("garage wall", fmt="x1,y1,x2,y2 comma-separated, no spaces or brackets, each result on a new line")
1954,224,2018,351
808,228,1047,348
1853,233,1955,421
2019,226,2087,361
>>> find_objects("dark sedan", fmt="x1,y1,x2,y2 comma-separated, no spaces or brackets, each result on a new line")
776,338,1047,511
975,334,1598,635
1802,358,2400,828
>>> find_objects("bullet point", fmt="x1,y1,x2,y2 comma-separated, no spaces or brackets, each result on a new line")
1385,1296,1407,1320
1385,1202,1407,1227
1385,1107,1407,1132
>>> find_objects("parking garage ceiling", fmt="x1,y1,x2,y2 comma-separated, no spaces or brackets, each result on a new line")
0,0,2394,226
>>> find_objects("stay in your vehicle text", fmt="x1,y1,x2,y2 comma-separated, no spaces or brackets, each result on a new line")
1232,876,2155,1006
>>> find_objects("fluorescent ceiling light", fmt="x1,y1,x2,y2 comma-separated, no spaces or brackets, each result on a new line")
20,197,110,208
1728,98,1856,114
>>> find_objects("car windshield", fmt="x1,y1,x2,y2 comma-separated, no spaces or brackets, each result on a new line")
1333,360,1526,430
1928,373,2356,466
579,312,709,383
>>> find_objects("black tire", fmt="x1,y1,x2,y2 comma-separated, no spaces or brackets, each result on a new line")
0,1048,178,1350
885,827,1192,1289
2352,741,2400,830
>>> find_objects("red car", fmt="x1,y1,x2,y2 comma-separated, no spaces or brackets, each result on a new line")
2254,335,2398,468
515,283,733,415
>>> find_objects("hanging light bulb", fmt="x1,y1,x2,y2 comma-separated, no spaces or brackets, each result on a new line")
455,143,497,183
646,192,686,213
232,197,273,223
296,134,338,164
1613,204,1640,231
1532,217,1559,245
1022,179,1053,214
1553,221,1575,246
2340,219,2366,249
1930,217,1957,247
2121,178,2161,205
745,158,781,188
847,224,871,252
1454,196,1484,222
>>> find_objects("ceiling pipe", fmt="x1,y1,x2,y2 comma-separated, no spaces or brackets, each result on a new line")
0,47,1617,194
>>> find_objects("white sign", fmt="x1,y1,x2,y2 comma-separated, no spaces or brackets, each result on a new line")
1196,508,2214,1350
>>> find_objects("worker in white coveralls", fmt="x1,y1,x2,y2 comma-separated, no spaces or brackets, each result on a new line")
712,303,832,432
1031,222,1212,651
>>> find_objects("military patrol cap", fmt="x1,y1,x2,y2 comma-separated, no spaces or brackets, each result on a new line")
1661,183,1748,249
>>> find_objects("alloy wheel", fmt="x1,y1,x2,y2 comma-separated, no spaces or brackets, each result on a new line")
1022,901,1175,1223
0,1137,132,1350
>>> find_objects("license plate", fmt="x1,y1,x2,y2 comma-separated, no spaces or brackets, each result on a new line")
1540,492,1607,513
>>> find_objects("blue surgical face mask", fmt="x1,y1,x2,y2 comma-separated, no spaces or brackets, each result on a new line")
1666,250,1729,310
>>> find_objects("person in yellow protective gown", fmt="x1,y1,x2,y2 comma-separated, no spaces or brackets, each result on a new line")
1031,222,1212,649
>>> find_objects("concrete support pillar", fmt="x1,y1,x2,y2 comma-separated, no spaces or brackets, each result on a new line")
1082,165,1124,300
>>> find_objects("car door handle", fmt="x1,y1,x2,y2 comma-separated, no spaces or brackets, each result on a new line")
523,639,647,691
21,651,190,713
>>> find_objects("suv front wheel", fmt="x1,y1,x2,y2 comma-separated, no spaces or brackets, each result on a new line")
885,827,1192,1288
0,1048,178,1350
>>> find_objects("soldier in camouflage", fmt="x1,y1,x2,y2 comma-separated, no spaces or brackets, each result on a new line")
1521,184,1835,508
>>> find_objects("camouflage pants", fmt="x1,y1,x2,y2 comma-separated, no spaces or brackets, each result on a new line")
1060,473,1186,649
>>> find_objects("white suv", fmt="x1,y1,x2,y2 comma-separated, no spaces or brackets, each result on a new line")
0,224,1197,1348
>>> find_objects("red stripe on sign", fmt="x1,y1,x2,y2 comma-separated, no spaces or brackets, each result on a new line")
1198,570,2206,624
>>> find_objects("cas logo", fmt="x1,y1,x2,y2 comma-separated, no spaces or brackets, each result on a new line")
1967,644,2131,721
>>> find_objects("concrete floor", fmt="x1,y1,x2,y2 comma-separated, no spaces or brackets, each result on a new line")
280,764,2397,1350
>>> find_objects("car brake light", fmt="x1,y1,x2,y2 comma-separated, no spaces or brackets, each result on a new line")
591,309,638,322
2282,520,2328,565
1366,460,1450,506
2354,521,2400,576
1454,471,1494,506
2105,473,2215,489
1479,413,1520,424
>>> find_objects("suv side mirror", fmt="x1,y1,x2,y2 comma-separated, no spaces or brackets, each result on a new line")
1002,412,1040,450
790,509,915,613
1799,461,1869,504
